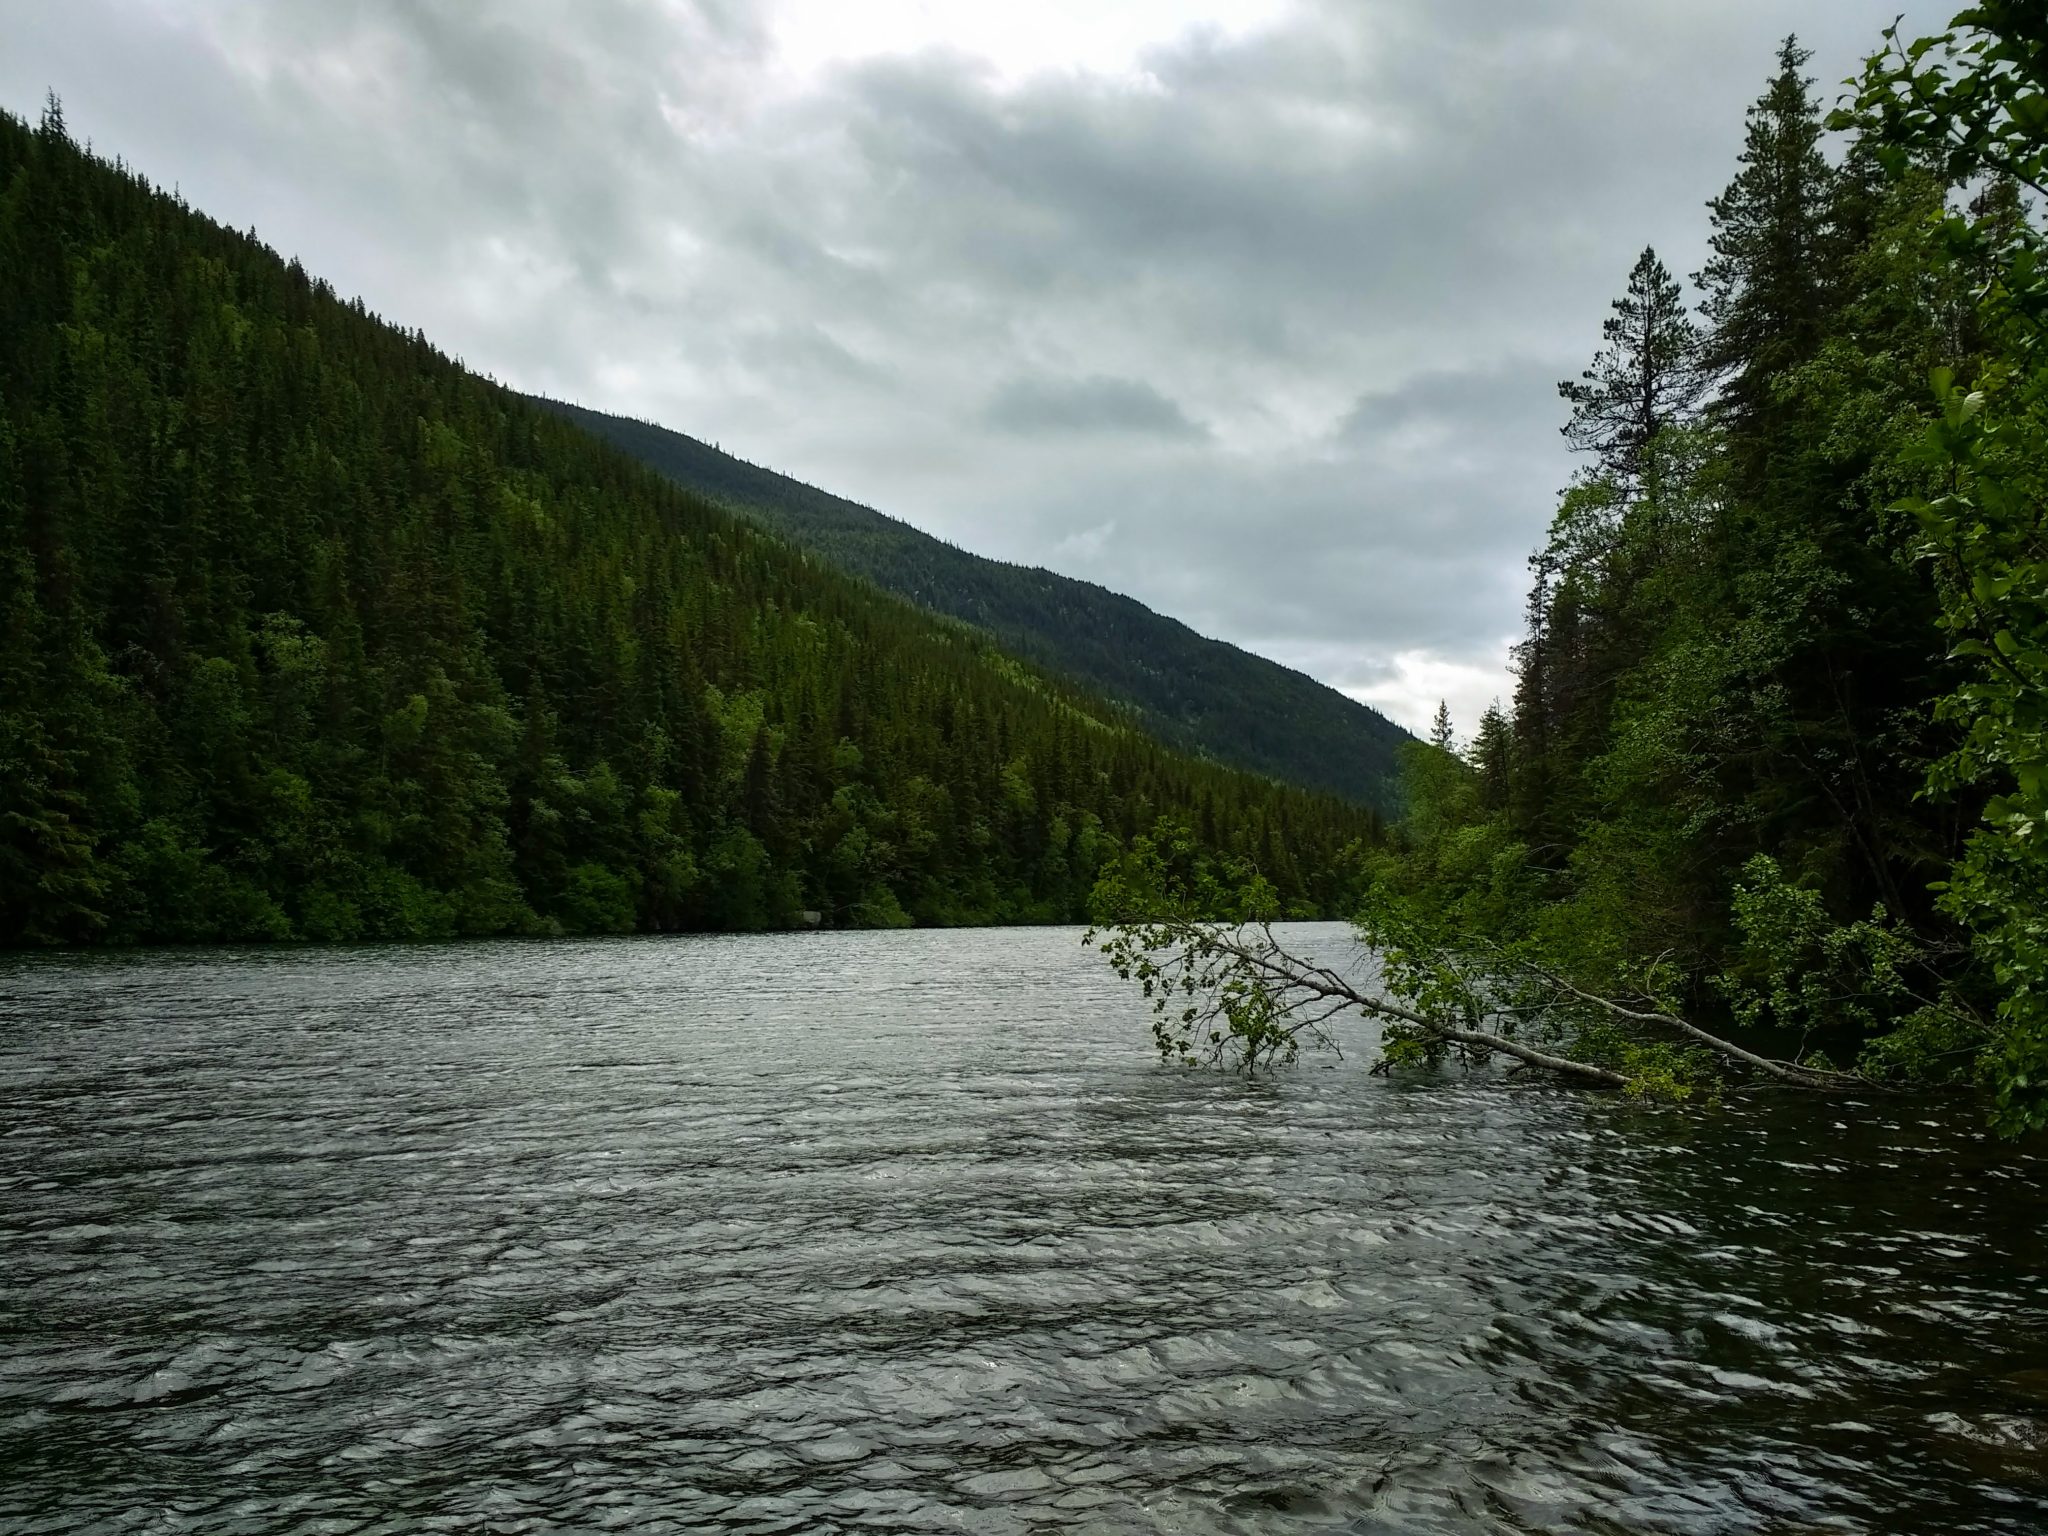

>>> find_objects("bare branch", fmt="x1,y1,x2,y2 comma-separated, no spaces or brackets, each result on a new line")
1486,947,1866,1089
1120,917,1635,1088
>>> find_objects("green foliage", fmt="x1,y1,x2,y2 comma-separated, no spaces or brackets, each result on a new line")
1841,7,2048,1133
1086,825,1299,1071
1899,365,2048,1128
1718,854,1982,1078
0,104,1381,946
1468,19,2048,1129
560,863,638,935
1558,246,1709,489
1696,37,1839,441
1088,816,1725,1102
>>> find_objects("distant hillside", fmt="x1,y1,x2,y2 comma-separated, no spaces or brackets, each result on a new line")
538,399,1412,810
0,104,1383,943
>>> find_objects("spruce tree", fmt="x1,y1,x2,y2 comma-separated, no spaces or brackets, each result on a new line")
1695,36,1836,453
1467,701,1511,812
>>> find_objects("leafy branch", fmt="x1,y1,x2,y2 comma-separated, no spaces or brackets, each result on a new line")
1081,837,1953,1101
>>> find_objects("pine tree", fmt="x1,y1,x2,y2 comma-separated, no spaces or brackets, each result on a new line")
1558,247,1706,490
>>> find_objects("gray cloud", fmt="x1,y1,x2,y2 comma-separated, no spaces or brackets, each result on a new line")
984,374,1206,438
1,0,1942,731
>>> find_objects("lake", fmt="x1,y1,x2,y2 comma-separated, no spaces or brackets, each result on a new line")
2,924,2045,1533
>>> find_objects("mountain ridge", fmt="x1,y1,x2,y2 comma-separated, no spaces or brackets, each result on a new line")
534,397,1413,811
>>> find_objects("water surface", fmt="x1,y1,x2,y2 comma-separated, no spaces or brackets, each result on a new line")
3,925,2045,1533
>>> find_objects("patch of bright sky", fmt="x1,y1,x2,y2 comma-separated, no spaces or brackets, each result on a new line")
767,0,1298,85
1346,647,1516,744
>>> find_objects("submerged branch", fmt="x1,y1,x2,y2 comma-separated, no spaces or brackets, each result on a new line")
1487,947,1866,1091
1088,903,1874,1099
1188,925,1632,1087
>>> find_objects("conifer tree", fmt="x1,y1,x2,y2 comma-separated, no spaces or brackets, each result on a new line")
1558,246,1706,490
1429,701,1455,753
1695,36,1836,454
1467,701,1511,812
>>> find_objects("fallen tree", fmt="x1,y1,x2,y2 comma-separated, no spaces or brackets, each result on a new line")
1084,835,1978,1102
1088,909,1874,1097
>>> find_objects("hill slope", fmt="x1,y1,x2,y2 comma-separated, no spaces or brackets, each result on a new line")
536,400,1411,809
0,104,1380,944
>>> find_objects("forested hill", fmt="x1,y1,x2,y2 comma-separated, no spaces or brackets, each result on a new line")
0,102,1382,945
535,399,1411,811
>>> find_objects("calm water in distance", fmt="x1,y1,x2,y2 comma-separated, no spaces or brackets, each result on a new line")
2,924,2045,1534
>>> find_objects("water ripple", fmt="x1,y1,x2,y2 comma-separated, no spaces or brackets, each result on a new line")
2,926,2045,1533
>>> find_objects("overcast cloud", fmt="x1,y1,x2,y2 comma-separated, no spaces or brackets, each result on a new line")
3,0,1936,734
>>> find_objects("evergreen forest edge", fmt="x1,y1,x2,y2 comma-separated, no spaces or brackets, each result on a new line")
1090,6,2048,1138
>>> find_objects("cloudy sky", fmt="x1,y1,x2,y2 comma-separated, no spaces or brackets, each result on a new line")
5,0,1934,734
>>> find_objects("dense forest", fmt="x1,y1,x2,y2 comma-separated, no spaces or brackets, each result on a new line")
1450,13,2047,1128
537,398,1410,811
1097,7,2048,1133
0,103,1384,946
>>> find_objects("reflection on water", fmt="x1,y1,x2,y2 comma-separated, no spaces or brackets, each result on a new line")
2,924,2044,1533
